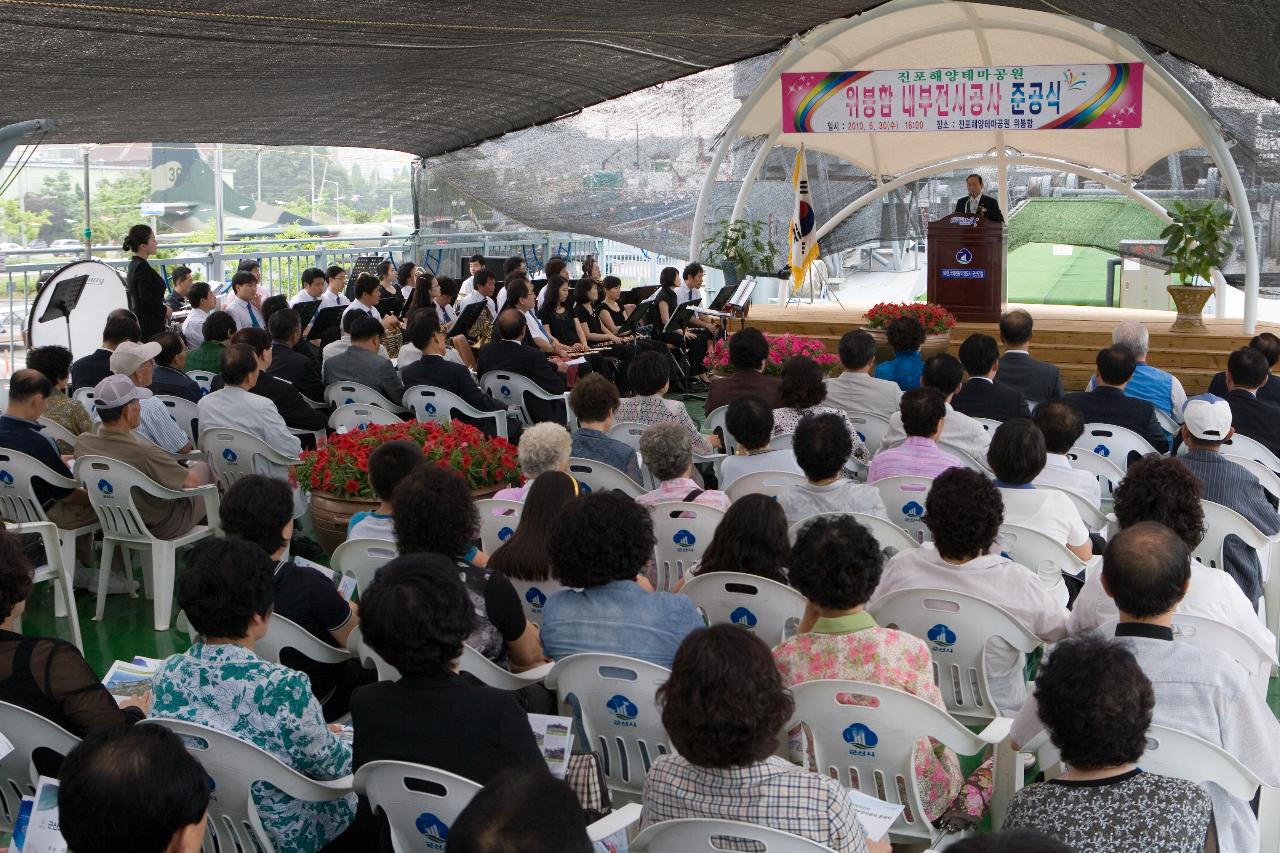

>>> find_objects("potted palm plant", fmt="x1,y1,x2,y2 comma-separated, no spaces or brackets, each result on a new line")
701,218,781,298
1161,201,1233,331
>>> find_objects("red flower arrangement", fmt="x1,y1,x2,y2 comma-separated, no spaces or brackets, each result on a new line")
864,302,956,335
704,332,839,377
298,420,519,500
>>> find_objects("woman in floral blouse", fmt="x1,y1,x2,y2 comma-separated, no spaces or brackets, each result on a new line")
771,356,869,464
152,538,356,853
774,514,974,824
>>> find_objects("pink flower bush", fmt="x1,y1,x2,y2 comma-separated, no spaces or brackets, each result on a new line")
705,332,839,376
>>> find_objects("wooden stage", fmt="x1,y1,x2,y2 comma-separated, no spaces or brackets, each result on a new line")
743,302,1280,395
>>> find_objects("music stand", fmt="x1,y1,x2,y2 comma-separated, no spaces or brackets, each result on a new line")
307,306,345,342
295,299,321,330
616,299,657,337
345,254,388,299
663,301,700,338
725,278,757,331
376,295,403,319
37,274,89,351
707,286,734,312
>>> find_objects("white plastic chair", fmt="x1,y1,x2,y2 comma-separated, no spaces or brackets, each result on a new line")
346,625,401,682
1065,445,1125,508
632,818,840,852
995,522,1083,604
330,537,397,598
649,501,726,592
1193,499,1279,639
324,380,408,414
77,455,220,631
871,475,933,544
72,387,96,412
1037,483,1112,534
1225,453,1280,503
545,653,673,800
937,440,995,475
6,520,83,653
403,384,509,439
787,511,918,557
457,643,552,690
680,571,806,644
154,394,200,444
566,457,644,498
702,405,736,455
185,370,216,396
1155,407,1181,437
508,576,567,626
769,432,795,451
789,680,1014,846
847,410,891,455
145,718,354,853
0,701,78,833
476,498,524,554
973,417,1002,432
254,613,353,668
1217,432,1280,474
479,370,575,429
327,402,401,433
199,427,300,492
724,470,808,503
35,416,78,451
1080,423,1159,469
869,588,1042,725
607,421,646,450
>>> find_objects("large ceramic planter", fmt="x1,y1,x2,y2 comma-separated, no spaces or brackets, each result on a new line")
309,491,379,555
865,328,951,365
1167,283,1213,331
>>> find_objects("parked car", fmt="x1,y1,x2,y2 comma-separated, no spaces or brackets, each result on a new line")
49,239,81,250
0,243,22,253
26,240,47,250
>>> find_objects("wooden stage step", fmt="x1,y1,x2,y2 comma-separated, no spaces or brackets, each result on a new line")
743,302,1280,396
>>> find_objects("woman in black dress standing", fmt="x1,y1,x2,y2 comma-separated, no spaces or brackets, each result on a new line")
123,224,167,340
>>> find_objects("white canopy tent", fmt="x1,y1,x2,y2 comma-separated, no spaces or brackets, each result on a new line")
689,0,1260,332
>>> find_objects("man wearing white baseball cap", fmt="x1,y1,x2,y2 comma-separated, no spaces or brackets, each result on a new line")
1179,393,1280,608
73,375,214,541
108,341,193,455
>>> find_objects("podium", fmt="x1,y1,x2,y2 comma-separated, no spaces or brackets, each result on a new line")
927,215,1007,322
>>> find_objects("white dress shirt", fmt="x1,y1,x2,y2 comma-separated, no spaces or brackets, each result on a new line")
224,296,264,332
197,385,301,482
883,401,991,460
1033,453,1102,510
458,274,475,299
998,487,1091,549
342,301,381,327
436,302,455,329
461,290,497,319
289,290,320,309
719,449,804,490
182,307,209,348
824,371,903,419
319,290,349,310
525,310,551,346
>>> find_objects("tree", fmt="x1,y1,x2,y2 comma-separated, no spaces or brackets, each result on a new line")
87,171,150,248
25,172,82,242
0,199,51,245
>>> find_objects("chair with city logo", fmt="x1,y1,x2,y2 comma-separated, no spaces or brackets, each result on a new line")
632,819,841,852
508,577,568,627
565,458,645,499
870,475,934,544
723,470,808,503
1080,423,1159,470
647,501,725,592
680,571,806,645
479,371,575,430
327,403,402,434
402,384,511,440
847,410,892,456
787,511,918,559
324,380,408,414
475,498,524,555
0,701,79,834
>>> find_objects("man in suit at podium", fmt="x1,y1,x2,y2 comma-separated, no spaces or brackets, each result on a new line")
954,174,1004,222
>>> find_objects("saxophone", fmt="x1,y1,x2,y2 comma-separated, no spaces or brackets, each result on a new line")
469,305,495,346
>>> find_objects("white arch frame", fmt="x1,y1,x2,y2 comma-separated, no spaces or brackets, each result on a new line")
690,0,1259,331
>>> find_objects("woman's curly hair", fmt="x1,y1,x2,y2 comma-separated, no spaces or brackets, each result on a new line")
925,468,1003,559
1112,455,1205,549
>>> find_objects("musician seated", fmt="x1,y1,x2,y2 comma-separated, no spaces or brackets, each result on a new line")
323,315,405,407
677,262,722,338
654,266,710,387
477,310,568,425
343,273,401,335
508,279,576,358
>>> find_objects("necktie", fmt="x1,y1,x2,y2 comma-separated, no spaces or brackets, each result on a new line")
248,303,260,328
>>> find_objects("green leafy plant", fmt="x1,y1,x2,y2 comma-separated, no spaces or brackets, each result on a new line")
701,218,779,278
1160,201,1233,287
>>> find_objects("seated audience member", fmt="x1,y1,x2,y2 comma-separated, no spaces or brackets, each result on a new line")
1031,400,1101,510
1220,345,1280,455
1069,455,1274,651
1209,331,1280,405
340,557,546,852
824,329,903,418
148,331,202,402
673,493,790,592
1094,320,1187,418
1177,393,1279,607
290,266,326,309
446,770,593,853
393,463,544,670
568,373,642,483
323,314,405,405
874,314,926,392
996,308,1063,403
987,419,1091,562
266,308,324,402
1010,522,1280,853
71,311,140,392
75,375,211,540
109,340,193,453
772,356,868,463
494,421,571,502
719,395,803,489
541,492,703,667
152,538,356,852
633,423,725,511
883,354,991,459
58,724,210,853
25,345,91,452
615,351,718,454
1004,634,1212,852
400,309,514,437
779,413,885,525
867,387,963,482
776,515,970,824
489,471,578,585
953,333,1031,422
199,343,302,483
0,370,97,532
945,831,1072,853
223,270,265,331
210,328,327,435
642,625,882,853
181,281,216,348
220,475,364,720
476,309,569,424
1065,345,1169,453
347,440,421,542
872,468,1068,712
704,327,781,412
183,308,235,374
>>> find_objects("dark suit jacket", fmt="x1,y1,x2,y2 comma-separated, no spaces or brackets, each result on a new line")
954,193,1004,222
705,369,781,414
70,349,112,393
401,354,521,439
126,255,169,341
210,372,327,432
1208,371,1280,407
477,339,567,424
1063,386,1169,454
323,346,406,407
996,351,1063,403
149,365,202,404
952,377,1030,422
266,341,324,402
1224,388,1280,456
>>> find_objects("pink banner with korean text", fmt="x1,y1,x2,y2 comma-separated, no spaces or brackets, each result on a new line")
782,63,1143,134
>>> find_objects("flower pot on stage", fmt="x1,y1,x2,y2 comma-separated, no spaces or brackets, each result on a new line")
309,491,379,555
864,328,952,365
1166,284,1213,331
